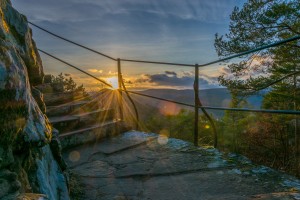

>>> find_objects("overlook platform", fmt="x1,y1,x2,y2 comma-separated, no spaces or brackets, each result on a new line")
63,131,300,200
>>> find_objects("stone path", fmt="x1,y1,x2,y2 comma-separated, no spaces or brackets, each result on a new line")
63,131,300,200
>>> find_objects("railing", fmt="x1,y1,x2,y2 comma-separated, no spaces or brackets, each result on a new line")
29,21,300,149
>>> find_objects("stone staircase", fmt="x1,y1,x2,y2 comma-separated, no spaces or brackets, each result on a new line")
43,91,129,149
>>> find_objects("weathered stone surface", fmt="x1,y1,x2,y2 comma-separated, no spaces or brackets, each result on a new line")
32,87,46,114
33,146,69,199
0,146,14,169
2,0,43,86
73,160,115,177
17,193,48,200
0,0,69,199
64,131,300,200
92,131,157,154
0,169,21,200
60,120,128,149
50,128,67,171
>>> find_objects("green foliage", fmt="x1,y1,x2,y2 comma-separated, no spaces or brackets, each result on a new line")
144,109,194,143
49,73,86,94
220,94,249,152
142,109,217,146
243,114,293,167
0,89,27,145
215,0,300,95
215,0,300,176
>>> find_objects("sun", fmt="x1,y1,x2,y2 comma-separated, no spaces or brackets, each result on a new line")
106,76,119,89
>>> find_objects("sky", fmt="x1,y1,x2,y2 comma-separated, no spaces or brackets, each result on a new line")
11,0,246,90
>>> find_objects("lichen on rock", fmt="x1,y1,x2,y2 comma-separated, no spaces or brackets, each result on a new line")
0,169,21,200
0,0,69,199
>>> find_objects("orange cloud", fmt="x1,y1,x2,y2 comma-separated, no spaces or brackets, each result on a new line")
88,69,103,73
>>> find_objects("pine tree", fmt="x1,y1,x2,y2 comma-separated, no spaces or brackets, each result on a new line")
215,0,300,175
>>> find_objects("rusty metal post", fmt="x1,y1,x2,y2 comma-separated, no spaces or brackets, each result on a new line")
194,64,199,146
117,58,124,121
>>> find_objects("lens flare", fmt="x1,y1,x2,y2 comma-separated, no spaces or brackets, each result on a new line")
158,129,170,145
106,77,119,89
159,102,180,116
69,151,80,162
158,135,169,145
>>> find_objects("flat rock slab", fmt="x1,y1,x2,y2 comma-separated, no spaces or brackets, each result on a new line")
74,160,115,177
63,131,300,200
92,131,157,154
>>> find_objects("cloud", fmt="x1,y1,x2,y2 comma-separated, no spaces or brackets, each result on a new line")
13,0,241,23
148,73,194,86
217,57,272,81
78,0,244,23
11,0,245,60
11,0,246,82
108,71,118,75
131,71,219,89
165,71,177,76
218,66,231,75
88,69,103,73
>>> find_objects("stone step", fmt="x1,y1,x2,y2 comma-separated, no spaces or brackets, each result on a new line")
49,115,80,124
48,109,115,124
48,109,115,133
74,109,115,125
49,115,80,133
46,100,90,117
43,91,88,106
59,120,130,149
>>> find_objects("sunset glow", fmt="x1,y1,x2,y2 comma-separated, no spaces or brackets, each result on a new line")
106,76,119,89
11,0,245,91
159,102,181,116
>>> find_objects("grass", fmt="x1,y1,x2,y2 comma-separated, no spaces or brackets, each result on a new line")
68,171,85,200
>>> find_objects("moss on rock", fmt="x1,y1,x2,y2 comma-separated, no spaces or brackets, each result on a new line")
0,0,69,199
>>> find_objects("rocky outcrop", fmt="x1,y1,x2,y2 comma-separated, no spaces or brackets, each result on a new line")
0,0,69,199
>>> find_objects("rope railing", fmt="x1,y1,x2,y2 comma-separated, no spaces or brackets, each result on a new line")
29,22,117,61
30,21,300,148
29,21,300,67
38,49,113,88
120,58,195,67
124,90,300,115
198,35,300,67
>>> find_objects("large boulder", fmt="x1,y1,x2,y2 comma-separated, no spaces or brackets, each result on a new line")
0,0,69,199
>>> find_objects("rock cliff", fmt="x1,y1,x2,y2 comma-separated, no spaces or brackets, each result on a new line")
0,0,69,199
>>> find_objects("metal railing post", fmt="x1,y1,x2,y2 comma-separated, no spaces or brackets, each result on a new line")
117,58,124,121
194,64,199,146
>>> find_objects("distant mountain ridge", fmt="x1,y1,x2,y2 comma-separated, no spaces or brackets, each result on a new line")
131,88,265,117
139,88,264,107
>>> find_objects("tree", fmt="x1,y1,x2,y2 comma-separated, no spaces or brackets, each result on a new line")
215,0,300,175
221,92,249,152
215,0,300,93
50,73,86,94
